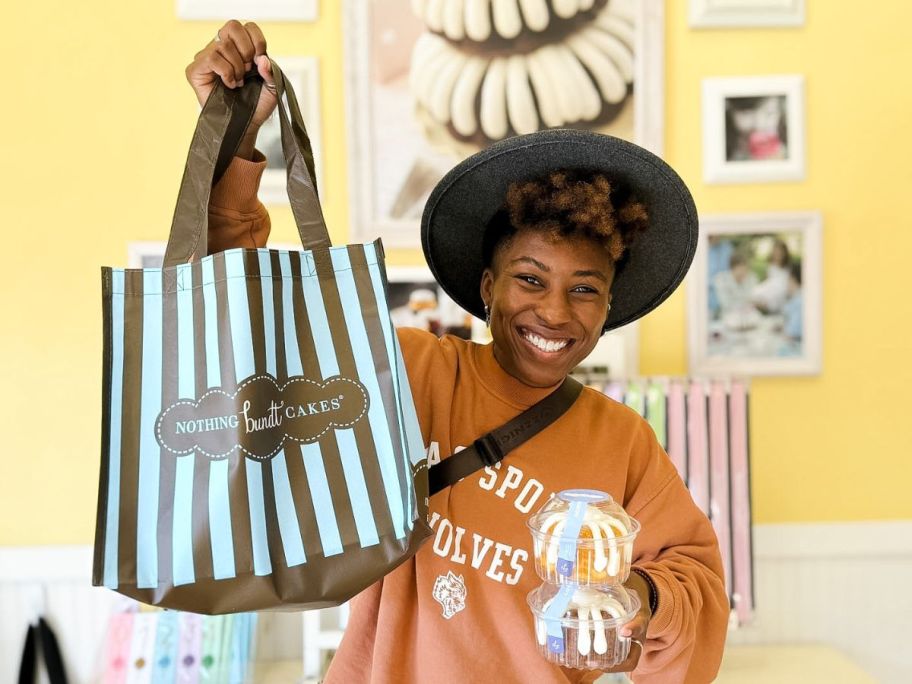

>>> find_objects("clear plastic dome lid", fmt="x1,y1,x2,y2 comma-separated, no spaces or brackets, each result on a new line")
526,490,639,584
528,490,633,533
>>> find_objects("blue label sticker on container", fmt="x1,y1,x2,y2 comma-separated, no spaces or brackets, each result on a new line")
557,500,589,576
543,584,577,655
547,635,565,654
555,558,574,577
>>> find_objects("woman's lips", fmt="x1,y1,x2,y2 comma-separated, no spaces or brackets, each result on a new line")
518,327,574,355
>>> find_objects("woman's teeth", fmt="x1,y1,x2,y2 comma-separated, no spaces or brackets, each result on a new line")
523,331,569,353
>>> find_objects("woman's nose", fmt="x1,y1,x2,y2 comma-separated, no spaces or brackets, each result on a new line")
535,290,572,327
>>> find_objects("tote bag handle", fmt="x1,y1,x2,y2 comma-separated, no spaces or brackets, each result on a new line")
17,618,68,684
163,59,330,268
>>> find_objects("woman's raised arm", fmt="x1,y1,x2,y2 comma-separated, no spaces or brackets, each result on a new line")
184,20,278,253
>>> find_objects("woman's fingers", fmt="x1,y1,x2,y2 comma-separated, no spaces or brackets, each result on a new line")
255,54,274,85
214,21,273,90
219,20,256,68
215,38,247,85
618,612,646,638
243,22,268,58
208,51,238,89
601,613,648,673
186,47,238,105
185,19,277,128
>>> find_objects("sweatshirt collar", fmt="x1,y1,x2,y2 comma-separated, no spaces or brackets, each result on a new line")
471,342,562,410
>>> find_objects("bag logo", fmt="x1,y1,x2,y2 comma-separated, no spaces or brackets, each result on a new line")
155,374,369,461
432,571,467,620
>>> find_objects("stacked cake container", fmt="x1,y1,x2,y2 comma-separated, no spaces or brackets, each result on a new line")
526,489,642,670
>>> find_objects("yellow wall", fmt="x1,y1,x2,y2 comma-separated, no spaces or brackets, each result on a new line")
1,2,909,545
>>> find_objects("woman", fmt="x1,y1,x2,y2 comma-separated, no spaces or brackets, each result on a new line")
188,22,729,683
751,238,792,315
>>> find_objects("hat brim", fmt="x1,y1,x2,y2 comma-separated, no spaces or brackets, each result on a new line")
420,129,698,332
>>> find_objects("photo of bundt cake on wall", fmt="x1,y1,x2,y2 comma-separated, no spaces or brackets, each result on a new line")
344,0,664,245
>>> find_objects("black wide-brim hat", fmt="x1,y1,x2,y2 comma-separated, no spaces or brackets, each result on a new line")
421,129,699,332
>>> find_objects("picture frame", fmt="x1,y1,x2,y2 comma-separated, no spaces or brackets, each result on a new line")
343,0,666,248
702,75,806,184
687,212,823,377
689,0,805,28
176,0,318,22
384,266,483,342
258,56,325,207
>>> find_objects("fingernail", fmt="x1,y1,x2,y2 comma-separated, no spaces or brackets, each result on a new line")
244,62,252,71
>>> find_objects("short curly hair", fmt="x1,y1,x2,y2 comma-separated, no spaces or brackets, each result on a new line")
482,170,649,269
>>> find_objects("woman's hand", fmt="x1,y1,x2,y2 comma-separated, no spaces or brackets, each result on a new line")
185,20,277,159
602,570,653,673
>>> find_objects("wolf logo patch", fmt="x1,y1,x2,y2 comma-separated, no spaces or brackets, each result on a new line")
432,571,467,619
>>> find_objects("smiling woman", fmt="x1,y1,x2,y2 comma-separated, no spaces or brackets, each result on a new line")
185,21,727,676
480,170,649,388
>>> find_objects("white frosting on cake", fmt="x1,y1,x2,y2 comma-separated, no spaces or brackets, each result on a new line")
409,0,635,141
412,0,632,42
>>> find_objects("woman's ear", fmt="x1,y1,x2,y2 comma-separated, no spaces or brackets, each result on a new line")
480,267,495,309
601,293,614,336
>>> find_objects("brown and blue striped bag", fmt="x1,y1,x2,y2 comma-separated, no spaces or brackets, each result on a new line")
93,62,432,614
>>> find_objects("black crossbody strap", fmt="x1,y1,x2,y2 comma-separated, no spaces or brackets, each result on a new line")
428,376,584,496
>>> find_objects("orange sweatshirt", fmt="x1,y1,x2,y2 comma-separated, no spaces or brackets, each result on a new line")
210,158,729,683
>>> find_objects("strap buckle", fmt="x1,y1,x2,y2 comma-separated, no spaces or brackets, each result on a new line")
472,434,504,468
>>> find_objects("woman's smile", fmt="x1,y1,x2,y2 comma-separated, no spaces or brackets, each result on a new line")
518,326,574,355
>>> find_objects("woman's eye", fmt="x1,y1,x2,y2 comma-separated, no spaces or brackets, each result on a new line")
516,275,541,286
573,286,598,294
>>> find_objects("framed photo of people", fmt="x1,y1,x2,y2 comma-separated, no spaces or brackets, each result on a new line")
343,0,666,248
385,266,484,342
702,75,805,184
689,0,805,28
687,212,822,376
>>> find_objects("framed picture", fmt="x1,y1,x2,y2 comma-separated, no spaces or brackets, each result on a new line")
259,56,324,206
343,0,666,248
176,0,318,21
689,0,805,28
385,266,482,342
687,212,822,376
702,75,805,184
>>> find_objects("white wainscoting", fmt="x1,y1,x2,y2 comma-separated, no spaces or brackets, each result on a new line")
2,521,910,683
727,520,912,683
0,547,301,684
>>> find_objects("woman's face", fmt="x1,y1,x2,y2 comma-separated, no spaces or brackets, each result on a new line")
771,241,788,266
480,230,615,388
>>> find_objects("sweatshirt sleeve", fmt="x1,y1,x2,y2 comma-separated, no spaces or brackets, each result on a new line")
624,420,730,684
207,151,271,254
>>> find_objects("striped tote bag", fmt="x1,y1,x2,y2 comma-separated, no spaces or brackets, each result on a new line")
93,63,432,613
